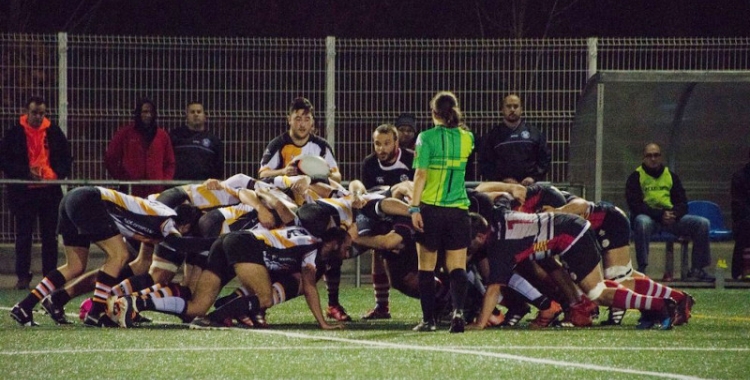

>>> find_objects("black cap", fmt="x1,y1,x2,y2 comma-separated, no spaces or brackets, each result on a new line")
395,113,416,129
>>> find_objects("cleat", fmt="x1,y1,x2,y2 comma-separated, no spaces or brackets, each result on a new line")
249,309,269,328
113,296,138,328
326,304,352,322
635,310,658,330
658,298,677,330
529,301,563,329
487,308,505,327
235,315,254,328
189,316,229,330
448,310,465,333
213,292,241,309
362,306,391,320
499,305,531,327
133,313,152,324
83,312,119,328
79,298,93,322
10,304,38,327
41,296,72,325
674,292,695,326
105,296,118,321
601,307,627,326
563,300,594,327
413,319,437,332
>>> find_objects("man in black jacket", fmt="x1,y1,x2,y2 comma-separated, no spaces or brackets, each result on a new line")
170,101,224,181
730,149,750,280
0,96,72,289
478,94,551,185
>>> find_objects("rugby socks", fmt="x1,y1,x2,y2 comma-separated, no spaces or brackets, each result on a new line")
208,295,261,323
325,264,342,307
507,273,545,303
448,268,468,312
112,274,155,297
49,288,72,308
149,296,186,317
19,269,67,311
417,270,436,322
631,277,685,303
608,282,665,311
371,273,390,309
90,271,118,316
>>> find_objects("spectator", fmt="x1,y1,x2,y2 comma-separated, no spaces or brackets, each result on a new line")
359,123,415,320
0,96,72,290
478,94,551,185
410,91,474,333
258,97,341,182
170,101,224,181
625,142,715,281
730,149,750,280
395,113,417,151
105,98,175,198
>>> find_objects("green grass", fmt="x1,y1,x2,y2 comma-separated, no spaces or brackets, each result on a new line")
0,285,748,379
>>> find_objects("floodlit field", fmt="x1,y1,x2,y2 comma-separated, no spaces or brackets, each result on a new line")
0,285,748,379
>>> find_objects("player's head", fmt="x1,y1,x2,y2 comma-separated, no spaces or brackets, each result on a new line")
372,123,399,163
469,212,491,248
430,91,462,128
173,204,203,235
287,97,315,141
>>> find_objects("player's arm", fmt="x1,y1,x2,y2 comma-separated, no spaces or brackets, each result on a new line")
468,283,502,330
256,187,296,225
237,189,276,228
545,197,589,216
475,181,526,204
354,230,404,251
301,264,343,330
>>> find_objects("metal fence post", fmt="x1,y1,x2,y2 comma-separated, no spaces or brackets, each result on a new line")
587,37,598,80
57,32,68,136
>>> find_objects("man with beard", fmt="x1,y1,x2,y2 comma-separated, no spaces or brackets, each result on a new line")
258,97,341,183
105,98,175,197
478,94,551,185
359,123,415,320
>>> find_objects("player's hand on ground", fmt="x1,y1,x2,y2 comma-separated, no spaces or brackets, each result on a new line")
320,322,345,330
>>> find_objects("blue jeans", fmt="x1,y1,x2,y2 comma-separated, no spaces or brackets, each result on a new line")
632,214,712,271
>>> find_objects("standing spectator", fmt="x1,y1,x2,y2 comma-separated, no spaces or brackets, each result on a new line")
410,91,474,333
359,123,414,320
625,142,715,281
395,113,417,151
258,97,341,182
0,96,72,290
730,149,750,280
105,98,175,198
170,101,223,181
478,94,551,185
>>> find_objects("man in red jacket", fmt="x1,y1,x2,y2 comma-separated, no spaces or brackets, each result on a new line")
105,98,175,198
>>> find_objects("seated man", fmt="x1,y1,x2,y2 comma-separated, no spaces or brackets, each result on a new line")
625,143,714,281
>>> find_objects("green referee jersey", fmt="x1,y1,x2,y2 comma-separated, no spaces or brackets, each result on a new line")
413,125,474,209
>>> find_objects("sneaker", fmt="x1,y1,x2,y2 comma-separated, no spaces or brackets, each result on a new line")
189,316,229,330
113,296,138,328
448,310,465,333
499,305,531,327
685,268,716,282
41,296,72,325
413,319,437,332
326,304,352,322
235,315,254,328
658,298,678,330
10,304,38,327
529,301,563,329
362,305,391,320
635,310,658,329
600,307,626,326
674,292,695,326
133,313,153,324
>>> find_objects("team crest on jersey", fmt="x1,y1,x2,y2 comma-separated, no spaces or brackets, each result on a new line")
399,174,409,182
521,131,530,139
201,138,211,148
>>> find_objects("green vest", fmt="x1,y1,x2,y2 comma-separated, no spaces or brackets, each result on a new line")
636,165,673,209
413,125,474,209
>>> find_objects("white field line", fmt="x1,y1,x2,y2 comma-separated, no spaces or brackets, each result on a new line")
1,307,743,379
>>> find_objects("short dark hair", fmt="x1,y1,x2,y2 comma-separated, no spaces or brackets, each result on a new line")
288,97,314,117
27,96,46,109
186,101,203,109
373,123,398,141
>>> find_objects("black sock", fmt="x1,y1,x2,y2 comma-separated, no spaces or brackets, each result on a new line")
418,270,436,322
117,265,135,282
127,274,156,294
209,295,260,323
50,289,73,308
449,268,468,313
529,295,552,311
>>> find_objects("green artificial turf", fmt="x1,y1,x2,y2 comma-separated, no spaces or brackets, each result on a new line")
0,285,748,379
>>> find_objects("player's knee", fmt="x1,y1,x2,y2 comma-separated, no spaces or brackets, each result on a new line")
586,281,607,303
603,262,634,283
